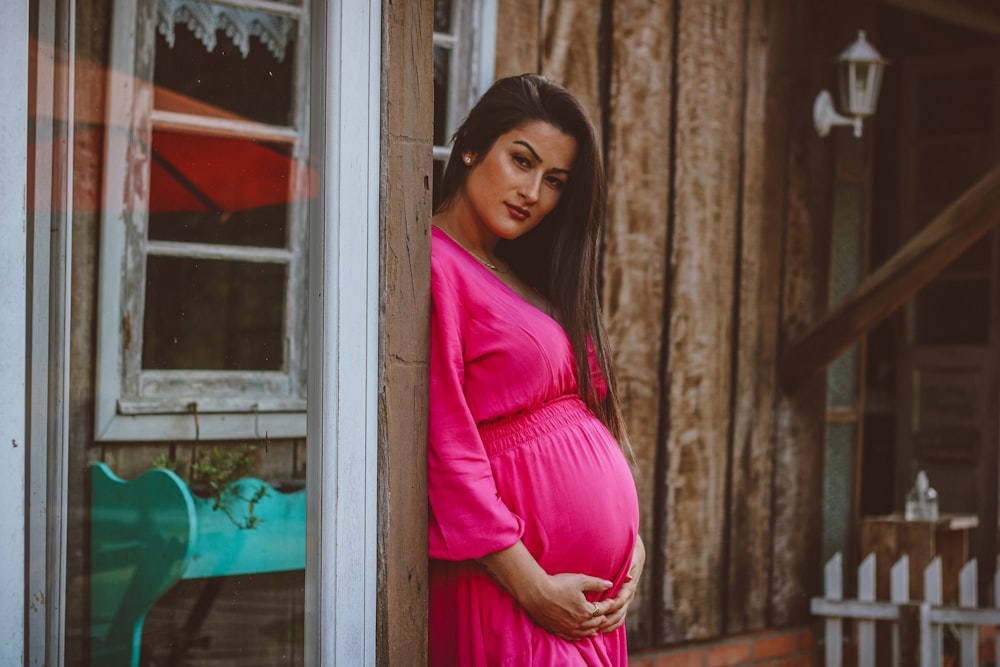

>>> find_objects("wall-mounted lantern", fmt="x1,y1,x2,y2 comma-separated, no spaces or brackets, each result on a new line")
814,30,888,138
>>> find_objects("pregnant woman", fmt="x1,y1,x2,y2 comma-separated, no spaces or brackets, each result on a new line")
429,73,644,666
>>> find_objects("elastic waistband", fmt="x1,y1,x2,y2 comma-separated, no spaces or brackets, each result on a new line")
478,394,590,457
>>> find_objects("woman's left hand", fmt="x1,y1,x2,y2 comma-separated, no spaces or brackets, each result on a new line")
596,535,645,634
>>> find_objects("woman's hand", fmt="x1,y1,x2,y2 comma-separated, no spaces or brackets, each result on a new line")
521,573,614,640
479,542,613,640
596,535,645,634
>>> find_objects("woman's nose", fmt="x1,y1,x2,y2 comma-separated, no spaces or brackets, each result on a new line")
518,174,541,203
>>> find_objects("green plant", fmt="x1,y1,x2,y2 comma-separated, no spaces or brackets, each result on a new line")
154,444,268,529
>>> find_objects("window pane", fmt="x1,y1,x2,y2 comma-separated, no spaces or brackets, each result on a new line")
142,571,305,666
143,256,286,370
149,131,292,246
434,0,453,33
154,9,298,127
433,45,451,147
149,204,289,248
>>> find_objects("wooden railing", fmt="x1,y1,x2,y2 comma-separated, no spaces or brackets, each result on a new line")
812,552,1000,667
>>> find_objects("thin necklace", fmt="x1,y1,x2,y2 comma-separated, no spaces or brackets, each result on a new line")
473,254,503,272
435,226,507,272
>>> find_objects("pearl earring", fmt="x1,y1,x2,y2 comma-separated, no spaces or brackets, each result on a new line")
463,155,472,165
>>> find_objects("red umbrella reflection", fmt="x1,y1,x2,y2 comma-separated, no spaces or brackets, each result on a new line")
147,85,316,216
29,36,317,215
150,130,302,216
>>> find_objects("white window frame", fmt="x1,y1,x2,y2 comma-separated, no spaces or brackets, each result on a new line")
0,1,27,662
304,0,379,663
432,0,497,165
27,2,75,663
95,0,311,441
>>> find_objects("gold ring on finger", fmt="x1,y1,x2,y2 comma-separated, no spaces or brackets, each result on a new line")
591,602,601,618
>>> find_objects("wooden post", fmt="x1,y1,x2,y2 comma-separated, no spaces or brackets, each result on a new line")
892,556,912,667
858,554,876,667
825,553,844,667
379,0,433,664
959,560,978,667
924,558,944,665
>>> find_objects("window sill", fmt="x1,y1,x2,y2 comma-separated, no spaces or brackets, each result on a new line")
95,409,306,441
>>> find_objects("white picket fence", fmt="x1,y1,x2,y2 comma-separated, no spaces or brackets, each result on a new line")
811,552,1000,667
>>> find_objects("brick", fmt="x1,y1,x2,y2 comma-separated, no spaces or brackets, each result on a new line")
767,656,816,667
753,633,796,660
654,649,704,667
706,641,752,667
796,630,814,652
628,658,654,667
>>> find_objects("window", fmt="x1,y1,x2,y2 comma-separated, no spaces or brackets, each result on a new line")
432,0,497,206
96,0,310,440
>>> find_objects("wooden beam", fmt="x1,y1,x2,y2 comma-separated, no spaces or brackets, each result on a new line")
780,162,1000,391
879,0,1000,38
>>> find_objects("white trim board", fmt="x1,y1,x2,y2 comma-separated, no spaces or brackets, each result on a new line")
304,0,380,664
0,1,28,662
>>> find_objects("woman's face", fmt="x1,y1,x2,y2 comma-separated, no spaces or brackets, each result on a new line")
460,120,578,241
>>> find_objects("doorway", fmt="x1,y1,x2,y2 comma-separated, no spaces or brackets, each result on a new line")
862,4,1000,586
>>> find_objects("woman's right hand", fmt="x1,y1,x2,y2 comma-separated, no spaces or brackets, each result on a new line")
479,542,613,640
520,572,614,640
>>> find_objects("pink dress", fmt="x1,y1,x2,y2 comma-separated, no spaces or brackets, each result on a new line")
429,227,640,666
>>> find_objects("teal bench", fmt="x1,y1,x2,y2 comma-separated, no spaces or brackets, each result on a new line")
89,462,306,667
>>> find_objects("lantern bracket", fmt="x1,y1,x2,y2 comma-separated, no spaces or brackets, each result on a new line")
814,89,863,138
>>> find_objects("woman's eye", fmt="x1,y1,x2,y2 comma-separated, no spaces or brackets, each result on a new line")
513,154,531,168
546,176,566,190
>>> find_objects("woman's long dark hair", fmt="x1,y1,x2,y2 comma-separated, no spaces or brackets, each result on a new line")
435,73,629,449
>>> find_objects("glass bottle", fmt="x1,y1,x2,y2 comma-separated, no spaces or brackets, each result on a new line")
904,470,939,520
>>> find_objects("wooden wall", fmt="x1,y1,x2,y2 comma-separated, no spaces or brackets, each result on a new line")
499,0,836,648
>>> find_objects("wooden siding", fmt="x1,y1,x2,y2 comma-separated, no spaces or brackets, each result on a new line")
539,0,603,140
768,0,835,627
725,0,789,634
602,0,673,649
495,0,540,78
511,0,834,649
662,0,746,640
379,0,434,664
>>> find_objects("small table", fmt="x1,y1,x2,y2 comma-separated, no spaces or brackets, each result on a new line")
861,513,979,604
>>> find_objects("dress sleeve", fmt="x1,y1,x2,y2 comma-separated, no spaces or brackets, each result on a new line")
428,262,525,561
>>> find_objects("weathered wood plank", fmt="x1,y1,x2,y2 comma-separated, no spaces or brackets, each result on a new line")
601,0,673,650
661,0,745,642
494,0,539,79
769,0,833,627
539,0,602,140
780,162,1000,391
879,0,1000,37
379,0,433,664
725,0,793,634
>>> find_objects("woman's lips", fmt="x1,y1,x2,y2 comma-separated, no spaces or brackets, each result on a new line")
506,203,529,221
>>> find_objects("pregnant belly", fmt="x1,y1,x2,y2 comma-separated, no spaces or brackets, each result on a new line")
481,397,639,586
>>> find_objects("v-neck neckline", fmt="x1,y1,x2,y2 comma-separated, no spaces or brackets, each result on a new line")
433,226,561,327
